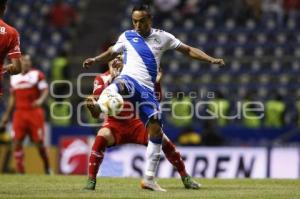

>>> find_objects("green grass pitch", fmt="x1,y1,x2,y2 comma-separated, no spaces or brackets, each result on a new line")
0,175,299,199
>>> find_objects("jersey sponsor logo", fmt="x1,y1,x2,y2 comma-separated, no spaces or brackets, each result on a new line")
13,81,35,89
132,37,139,43
0,26,6,34
152,37,163,50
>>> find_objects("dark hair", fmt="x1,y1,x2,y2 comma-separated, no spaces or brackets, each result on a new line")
0,0,7,8
132,4,152,17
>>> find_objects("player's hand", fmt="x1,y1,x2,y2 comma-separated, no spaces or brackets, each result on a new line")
0,115,8,128
156,70,163,83
3,64,14,75
210,58,225,65
32,99,43,107
83,58,96,69
1,68,7,75
86,96,96,108
110,58,122,78
85,96,101,118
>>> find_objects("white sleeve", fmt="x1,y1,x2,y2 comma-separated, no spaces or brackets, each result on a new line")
112,33,126,53
164,31,182,50
38,80,48,90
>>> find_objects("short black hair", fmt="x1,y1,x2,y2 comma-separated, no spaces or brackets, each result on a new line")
132,4,152,17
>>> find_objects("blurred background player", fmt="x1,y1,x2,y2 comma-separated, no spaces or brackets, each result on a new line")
84,55,200,190
0,0,22,97
83,4,224,191
0,55,51,174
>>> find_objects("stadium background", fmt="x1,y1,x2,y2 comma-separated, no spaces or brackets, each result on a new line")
0,0,299,179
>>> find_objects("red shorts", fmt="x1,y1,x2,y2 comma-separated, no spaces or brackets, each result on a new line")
101,118,148,146
12,108,45,143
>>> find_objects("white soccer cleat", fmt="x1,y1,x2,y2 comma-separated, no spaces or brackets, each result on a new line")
140,180,167,192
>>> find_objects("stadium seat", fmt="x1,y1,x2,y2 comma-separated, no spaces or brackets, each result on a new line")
183,19,194,30
225,18,235,30
162,19,174,31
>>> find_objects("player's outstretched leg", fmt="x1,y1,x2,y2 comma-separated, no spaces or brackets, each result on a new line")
84,128,113,190
162,136,201,189
141,119,166,192
13,140,25,174
84,135,107,190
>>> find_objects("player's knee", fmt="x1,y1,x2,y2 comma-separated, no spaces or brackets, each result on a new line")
97,128,115,146
147,119,163,138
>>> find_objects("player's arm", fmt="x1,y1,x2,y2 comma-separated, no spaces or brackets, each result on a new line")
83,47,119,69
4,58,22,75
176,43,225,65
156,68,163,83
32,88,49,107
86,95,101,118
32,72,49,107
85,75,105,118
0,94,15,127
4,29,22,74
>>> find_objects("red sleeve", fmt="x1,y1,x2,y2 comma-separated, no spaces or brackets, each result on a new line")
93,76,105,98
154,82,162,102
38,70,46,81
7,29,21,59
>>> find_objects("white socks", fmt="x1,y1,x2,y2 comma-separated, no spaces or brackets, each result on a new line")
144,140,162,180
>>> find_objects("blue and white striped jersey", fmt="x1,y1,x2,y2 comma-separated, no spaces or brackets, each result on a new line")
112,28,181,90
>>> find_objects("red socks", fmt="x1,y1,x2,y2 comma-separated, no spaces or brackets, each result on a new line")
162,140,188,177
88,136,108,180
14,145,24,174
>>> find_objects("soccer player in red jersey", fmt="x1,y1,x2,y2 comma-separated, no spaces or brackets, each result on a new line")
0,55,51,174
0,0,22,96
84,56,200,190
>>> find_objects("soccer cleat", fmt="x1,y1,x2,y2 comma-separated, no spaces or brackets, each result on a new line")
83,178,96,190
45,168,54,175
181,176,201,189
141,180,167,192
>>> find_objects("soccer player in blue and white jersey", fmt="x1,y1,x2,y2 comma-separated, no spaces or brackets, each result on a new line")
83,4,225,192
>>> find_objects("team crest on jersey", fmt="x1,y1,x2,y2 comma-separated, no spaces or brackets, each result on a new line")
153,37,161,44
132,37,139,43
94,80,99,87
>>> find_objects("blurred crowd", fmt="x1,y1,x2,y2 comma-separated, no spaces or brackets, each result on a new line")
152,0,300,25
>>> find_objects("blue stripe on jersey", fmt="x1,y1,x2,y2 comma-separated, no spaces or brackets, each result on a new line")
125,31,157,83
